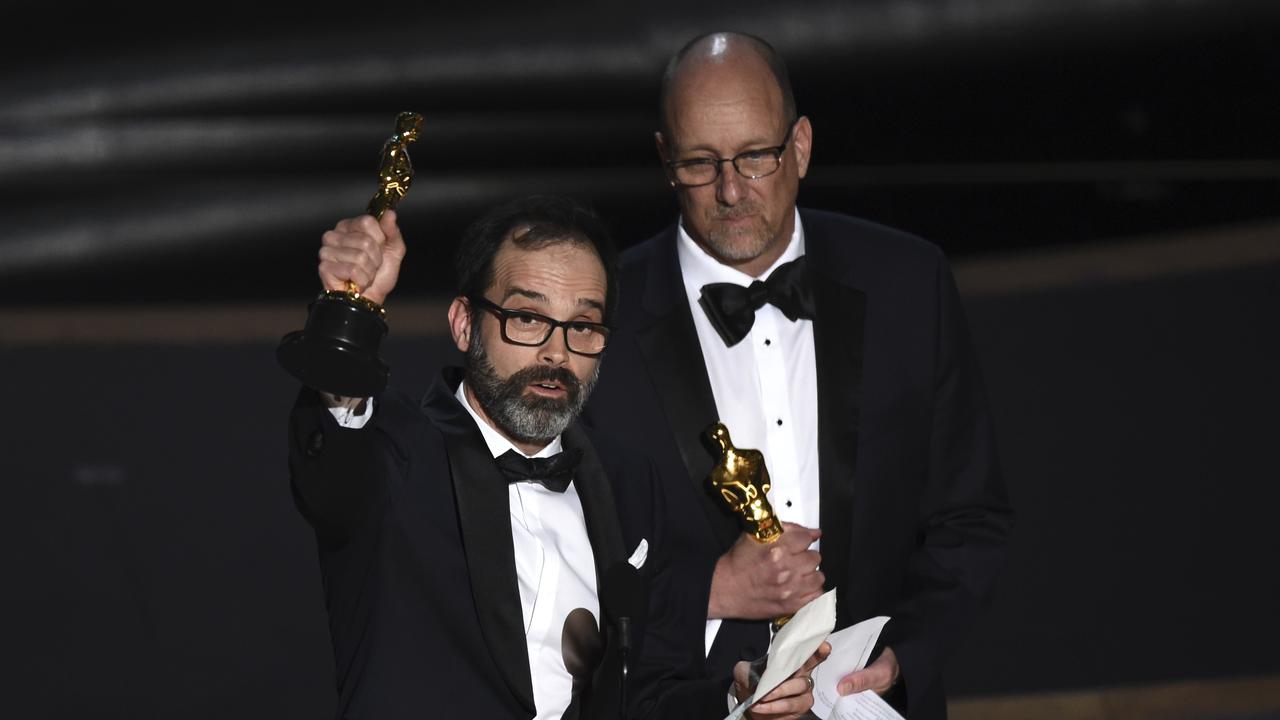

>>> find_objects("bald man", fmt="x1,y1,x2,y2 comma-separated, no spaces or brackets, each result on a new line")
584,32,1013,719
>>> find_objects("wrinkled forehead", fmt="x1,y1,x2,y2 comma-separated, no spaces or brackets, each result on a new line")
488,235,607,306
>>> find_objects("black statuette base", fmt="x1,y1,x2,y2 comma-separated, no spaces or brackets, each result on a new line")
277,293,389,397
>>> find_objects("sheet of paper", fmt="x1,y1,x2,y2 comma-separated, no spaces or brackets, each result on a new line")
829,690,905,720
723,589,837,720
810,615,891,719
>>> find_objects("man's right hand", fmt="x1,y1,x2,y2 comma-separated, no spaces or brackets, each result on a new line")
736,640,831,720
317,210,406,306
708,522,824,620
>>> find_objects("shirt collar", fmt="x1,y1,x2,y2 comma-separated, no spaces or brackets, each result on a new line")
675,207,806,304
454,380,564,460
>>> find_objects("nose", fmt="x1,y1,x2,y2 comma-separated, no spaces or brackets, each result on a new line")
538,326,570,366
715,161,744,205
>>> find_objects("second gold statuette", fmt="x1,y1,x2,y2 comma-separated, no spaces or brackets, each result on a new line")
706,422,791,630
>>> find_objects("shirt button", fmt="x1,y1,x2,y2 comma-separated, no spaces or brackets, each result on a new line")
786,500,793,507
764,338,772,346
776,419,783,426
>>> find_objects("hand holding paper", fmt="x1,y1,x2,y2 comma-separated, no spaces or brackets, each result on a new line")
724,589,837,720
733,641,831,720
809,616,904,720
722,592,905,720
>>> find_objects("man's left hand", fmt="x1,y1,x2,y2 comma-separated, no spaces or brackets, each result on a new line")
837,646,899,696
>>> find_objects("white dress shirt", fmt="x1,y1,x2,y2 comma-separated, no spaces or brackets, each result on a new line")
454,382,600,720
327,386,599,720
676,209,821,656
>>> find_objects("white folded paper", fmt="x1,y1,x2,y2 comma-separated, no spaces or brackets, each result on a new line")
826,690,905,720
810,615,900,720
723,589,837,720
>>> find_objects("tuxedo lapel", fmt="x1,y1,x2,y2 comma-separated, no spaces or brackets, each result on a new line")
805,224,867,600
635,228,736,542
562,423,625,579
420,370,536,714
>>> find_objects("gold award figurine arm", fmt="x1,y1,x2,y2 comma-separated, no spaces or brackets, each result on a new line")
339,111,425,308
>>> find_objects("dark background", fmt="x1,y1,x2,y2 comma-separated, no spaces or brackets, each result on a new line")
3,1,1279,717
2,0,1278,302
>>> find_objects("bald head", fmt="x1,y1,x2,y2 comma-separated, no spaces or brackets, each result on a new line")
659,32,796,137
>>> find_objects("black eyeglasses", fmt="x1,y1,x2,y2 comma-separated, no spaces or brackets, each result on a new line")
469,296,612,357
665,118,798,188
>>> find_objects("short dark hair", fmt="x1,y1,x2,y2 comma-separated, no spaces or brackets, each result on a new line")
659,31,796,139
453,195,619,323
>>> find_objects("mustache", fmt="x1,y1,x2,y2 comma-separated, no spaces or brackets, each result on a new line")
710,202,762,221
509,364,581,395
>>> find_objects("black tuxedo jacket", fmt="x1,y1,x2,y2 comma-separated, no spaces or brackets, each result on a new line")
583,208,1014,719
288,368,716,719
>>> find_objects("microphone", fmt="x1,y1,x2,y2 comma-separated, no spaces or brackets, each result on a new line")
602,561,648,718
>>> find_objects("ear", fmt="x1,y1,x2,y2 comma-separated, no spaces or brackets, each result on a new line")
791,116,813,180
654,131,677,187
447,296,472,353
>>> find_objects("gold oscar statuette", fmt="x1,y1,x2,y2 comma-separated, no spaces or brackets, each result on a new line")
706,422,791,630
277,111,424,397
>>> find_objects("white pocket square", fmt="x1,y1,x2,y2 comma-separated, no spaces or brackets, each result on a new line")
627,538,648,570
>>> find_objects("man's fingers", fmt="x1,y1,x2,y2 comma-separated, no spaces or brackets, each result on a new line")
800,641,832,673
780,522,814,533
319,246,378,273
715,528,830,621
319,260,374,292
378,210,405,254
779,524,819,551
752,676,813,716
319,232,383,273
330,215,386,246
756,675,803,703
731,659,755,704
837,665,890,696
750,695,805,717
317,213,401,302
837,668,867,695
318,243,379,285
322,229,381,255
780,522,822,542
351,214,386,243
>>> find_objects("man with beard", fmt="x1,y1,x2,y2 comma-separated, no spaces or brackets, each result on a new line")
583,33,1014,718
287,196,825,720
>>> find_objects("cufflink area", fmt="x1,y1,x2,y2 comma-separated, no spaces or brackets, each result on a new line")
305,428,325,457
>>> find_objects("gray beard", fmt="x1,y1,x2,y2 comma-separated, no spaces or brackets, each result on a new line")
692,204,773,262
706,226,771,261
465,331,601,445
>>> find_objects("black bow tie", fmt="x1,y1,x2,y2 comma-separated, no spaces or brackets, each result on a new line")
494,448,582,493
698,256,816,347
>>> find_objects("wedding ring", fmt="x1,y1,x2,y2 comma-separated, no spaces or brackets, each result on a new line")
805,675,815,692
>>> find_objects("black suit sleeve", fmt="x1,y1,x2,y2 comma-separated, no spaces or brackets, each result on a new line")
880,254,1015,710
287,387,412,546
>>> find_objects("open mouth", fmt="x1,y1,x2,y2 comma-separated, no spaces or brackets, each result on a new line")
528,379,568,397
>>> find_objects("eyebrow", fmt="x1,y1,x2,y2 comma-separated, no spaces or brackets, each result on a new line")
502,286,548,304
674,138,777,159
503,286,606,317
579,298,606,315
